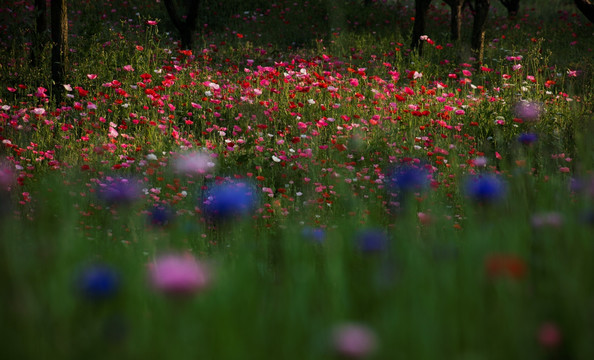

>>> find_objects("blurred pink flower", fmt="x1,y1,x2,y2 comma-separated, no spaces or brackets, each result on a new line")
0,164,14,190
332,323,378,358
149,254,211,296
173,151,216,175
538,322,561,349
514,101,542,122
531,212,563,228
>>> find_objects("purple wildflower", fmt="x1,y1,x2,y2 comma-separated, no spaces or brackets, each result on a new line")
97,177,141,205
514,101,542,122
148,205,174,227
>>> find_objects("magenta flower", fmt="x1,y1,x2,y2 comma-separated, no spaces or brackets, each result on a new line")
331,323,378,358
149,254,211,296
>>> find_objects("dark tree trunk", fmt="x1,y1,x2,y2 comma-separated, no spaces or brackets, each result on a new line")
500,0,520,17
471,0,490,63
163,0,200,50
446,0,464,41
411,0,432,54
31,0,48,66
51,0,68,102
574,0,594,23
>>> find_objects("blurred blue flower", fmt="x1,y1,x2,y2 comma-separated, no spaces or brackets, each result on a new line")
518,133,538,145
355,229,388,253
387,164,429,193
98,177,141,205
202,181,257,220
149,205,174,226
77,264,120,301
464,175,507,204
301,227,326,243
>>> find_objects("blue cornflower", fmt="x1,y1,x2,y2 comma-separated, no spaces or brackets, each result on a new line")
388,164,429,193
202,181,257,220
464,175,507,204
355,229,388,253
77,264,120,301
518,132,538,145
149,205,174,226
301,227,326,243
98,177,141,205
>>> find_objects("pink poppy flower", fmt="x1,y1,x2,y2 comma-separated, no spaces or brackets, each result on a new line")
173,151,216,175
332,323,378,358
149,254,211,296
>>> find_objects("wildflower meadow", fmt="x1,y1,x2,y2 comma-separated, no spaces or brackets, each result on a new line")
1,0,593,359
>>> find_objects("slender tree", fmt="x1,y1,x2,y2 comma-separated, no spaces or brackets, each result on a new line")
31,0,48,66
445,0,465,41
163,0,200,50
574,0,594,23
411,0,432,54
470,0,490,63
411,0,499,63
51,0,68,102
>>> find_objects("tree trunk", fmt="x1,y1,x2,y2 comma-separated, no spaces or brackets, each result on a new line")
163,0,200,50
448,0,464,41
411,0,432,54
31,0,48,66
51,0,68,102
470,0,489,63
499,0,520,17
574,0,594,23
